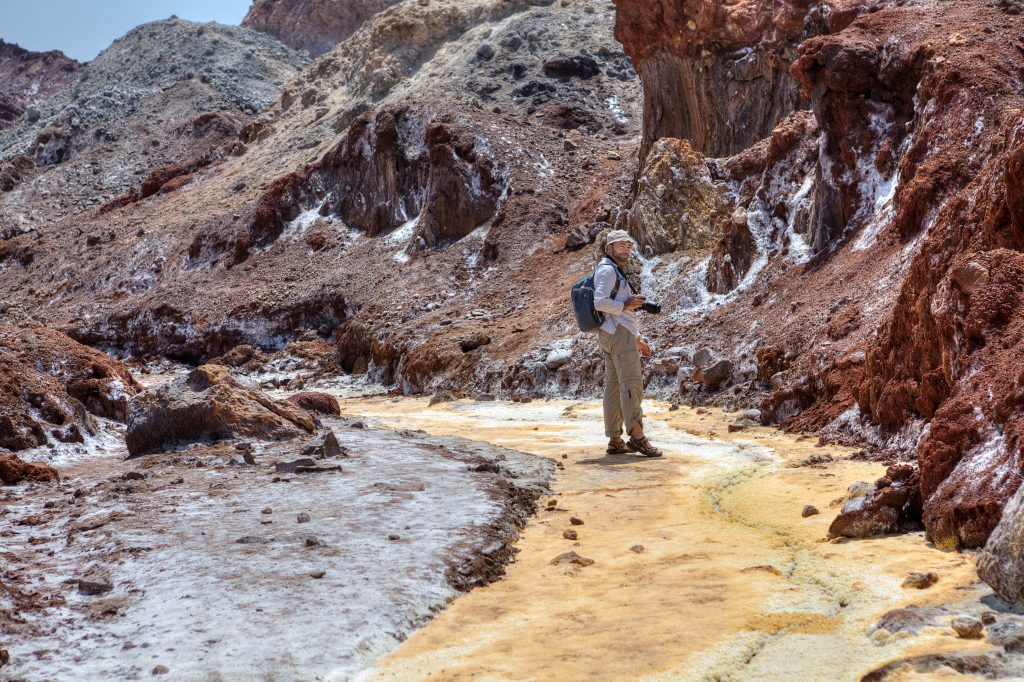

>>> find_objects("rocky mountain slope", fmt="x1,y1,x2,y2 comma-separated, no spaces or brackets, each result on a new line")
2,0,1023,564
0,40,79,131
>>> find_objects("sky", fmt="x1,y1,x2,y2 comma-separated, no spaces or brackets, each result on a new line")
0,0,252,62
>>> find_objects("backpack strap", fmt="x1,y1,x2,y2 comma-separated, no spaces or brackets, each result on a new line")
598,257,626,300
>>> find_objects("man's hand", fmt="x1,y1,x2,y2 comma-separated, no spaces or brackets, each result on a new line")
623,295,645,311
637,337,652,358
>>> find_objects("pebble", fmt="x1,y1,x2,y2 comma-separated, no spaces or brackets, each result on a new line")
297,513,311,523
547,499,558,507
802,505,820,517
78,565,113,596
630,545,645,553
982,612,998,625
387,534,401,541
261,508,273,515
952,616,984,639
569,517,584,526
152,665,169,675
310,571,326,579
902,571,939,589
304,537,326,548
563,530,578,540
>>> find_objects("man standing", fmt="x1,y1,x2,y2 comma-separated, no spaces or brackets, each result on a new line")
593,230,663,457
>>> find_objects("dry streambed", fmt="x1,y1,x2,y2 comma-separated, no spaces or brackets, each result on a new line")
2,415,550,681
336,399,1022,682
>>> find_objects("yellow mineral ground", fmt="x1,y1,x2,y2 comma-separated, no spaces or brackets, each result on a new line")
338,398,994,681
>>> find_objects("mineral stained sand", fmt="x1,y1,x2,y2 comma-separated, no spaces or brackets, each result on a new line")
338,398,991,682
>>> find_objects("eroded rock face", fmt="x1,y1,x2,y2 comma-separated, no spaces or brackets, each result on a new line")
613,0,816,160
0,324,141,451
242,0,405,57
622,137,729,256
828,464,921,539
0,40,79,131
978,482,1024,609
125,364,315,456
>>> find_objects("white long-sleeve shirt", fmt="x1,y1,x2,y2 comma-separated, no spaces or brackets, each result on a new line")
593,257,639,337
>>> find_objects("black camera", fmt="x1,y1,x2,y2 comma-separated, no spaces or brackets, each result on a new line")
640,300,662,314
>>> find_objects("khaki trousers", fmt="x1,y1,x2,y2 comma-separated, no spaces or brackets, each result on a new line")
597,324,644,438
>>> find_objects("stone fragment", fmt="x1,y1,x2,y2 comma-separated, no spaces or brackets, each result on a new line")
629,544,645,553
235,536,275,545
728,418,759,432
871,607,940,634
951,616,984,639
0,649,8,666
476,42,495,60
297,512,311,523
802,505,819,518
387,534,400,541
429,390,456,406
310,570,326,579
902,572,938,589
982,612,998,625
563,530,578,540
305,537,327,547
262,508,273,515
551,551,594,567
78,565,113,596
300,430,343,459
569,517,584,525
152,666,169,676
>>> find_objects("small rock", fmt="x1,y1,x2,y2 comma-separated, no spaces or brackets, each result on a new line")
0,649,8,666
305,537,326,548
983,612,998,625
902,571,939,589
297,513,311,523
727,418,758,433
235,442,253,451
473,462,501,473
476,42,495,60
630,544,645,553
429,390,456,406
299,431,342,459
310,570,326,579
802,505,820,518
561,454,568,459
607,151,621,160
78,565,113,596
563,529,578,540
235,536,275,544
569,517,584,525
350,421,366,429
551,551,594,567
952,616,984,639
387,534,401,541
547,499,558,507
122,471,146,481
261,508,273,515
152,665,169,676
274,458,316,473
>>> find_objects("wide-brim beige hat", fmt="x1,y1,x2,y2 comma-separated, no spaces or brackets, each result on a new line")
605,229,634,245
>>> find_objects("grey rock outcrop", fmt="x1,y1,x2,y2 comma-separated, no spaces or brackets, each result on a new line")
978,483,1024,609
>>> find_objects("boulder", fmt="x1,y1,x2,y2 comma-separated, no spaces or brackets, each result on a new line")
286,391,340,416
828,464,921,539
545,349,572,370
977,482,1024,609
693,359,733,390
125,365,315,456
0,453,59,484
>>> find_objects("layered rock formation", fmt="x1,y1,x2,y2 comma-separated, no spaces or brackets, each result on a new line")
613,0,814,160
242,0,404,56
0,40,79,131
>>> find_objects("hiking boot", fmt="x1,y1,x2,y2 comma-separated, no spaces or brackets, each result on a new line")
606,437,635,455
627,436,663,458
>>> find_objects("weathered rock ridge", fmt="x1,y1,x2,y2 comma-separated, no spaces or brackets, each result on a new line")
242,0,405,57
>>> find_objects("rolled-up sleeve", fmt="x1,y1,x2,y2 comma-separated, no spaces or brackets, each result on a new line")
593,264,623,316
